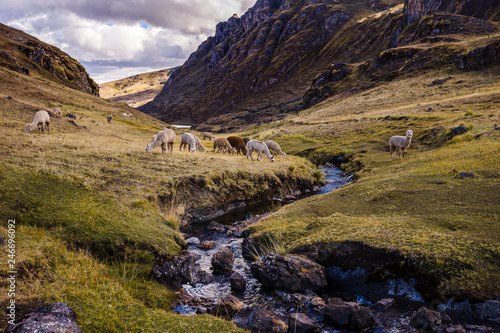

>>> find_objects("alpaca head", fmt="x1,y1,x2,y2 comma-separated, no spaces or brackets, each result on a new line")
406,130,413,138
145,144,152,152
25,124,31,132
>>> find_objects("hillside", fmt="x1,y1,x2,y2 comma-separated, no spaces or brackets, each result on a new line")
0,23,99,96
140,0,500,130
100,68,177,108
0,24,318,332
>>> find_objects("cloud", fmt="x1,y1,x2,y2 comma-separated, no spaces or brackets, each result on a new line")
0,0,255,83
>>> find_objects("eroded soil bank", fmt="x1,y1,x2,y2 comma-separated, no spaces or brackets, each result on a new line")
153,167,500,332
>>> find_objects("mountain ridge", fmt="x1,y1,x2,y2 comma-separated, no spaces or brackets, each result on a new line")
140,0,500,129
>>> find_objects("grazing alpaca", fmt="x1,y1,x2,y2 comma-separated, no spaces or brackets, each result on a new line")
246,140,274,162
227,136,248,155
145,128,176,155
264,140,286,156
180,133,197,153
52,107,62,117
389,130,413,160
25,110,50,133
193,134,207,152
213,137,236,154
107,115,113,123
203,132,216,140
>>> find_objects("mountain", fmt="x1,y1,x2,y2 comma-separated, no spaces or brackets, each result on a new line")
0,23,99,96
100,68,177,108
140,0,500,129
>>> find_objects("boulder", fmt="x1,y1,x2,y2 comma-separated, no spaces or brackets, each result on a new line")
250,253,327,292
324,301,361,328
410,307,442,331
153,251,212,290
212,294,245,320
211,246,234,274
288,313,321,333
230,272,246,291
186,237,200,245
350,307,377,331
6,303,83,333
371,298,394,311
232,307,288,333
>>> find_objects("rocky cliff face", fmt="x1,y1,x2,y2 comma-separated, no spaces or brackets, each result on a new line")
140,0,357,125
404,0,500,24
142,0,500,127
0,23,99,96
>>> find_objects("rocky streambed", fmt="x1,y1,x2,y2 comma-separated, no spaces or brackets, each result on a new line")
152,167,500,333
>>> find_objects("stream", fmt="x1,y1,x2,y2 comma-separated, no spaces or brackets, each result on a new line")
172,167,499,332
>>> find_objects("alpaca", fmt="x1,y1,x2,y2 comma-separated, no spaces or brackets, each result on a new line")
107,115,113,123
227,136,247,155
25,110,50,133
145,128,176,155
203,132,216,140
264,140,286,156
193,134,207,152
246,140,274,162
180,133,197,153
213,137,236,154
53,107,62,117
389,130,413,160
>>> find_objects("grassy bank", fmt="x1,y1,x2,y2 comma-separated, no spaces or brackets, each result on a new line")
0,67,317,331
243,66,500,301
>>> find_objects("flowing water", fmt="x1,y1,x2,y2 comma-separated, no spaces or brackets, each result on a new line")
173,168,443,332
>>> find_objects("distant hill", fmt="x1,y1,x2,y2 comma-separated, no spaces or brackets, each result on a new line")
100,68,177,108
0,22,99,96
140,0,500,129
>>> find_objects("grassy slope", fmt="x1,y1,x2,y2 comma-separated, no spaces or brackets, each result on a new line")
99,68,174,108
0,67,316,331
243,65,500,301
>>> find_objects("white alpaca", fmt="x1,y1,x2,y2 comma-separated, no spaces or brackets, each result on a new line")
246,140,274,162
25,110,50,133
145,128,176,155
264,140,286,156
389,130,413,160
193,134,207,152
180,133,197,153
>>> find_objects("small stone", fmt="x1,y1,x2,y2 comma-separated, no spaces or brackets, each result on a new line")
186,237,200,245
288,313,321,333
212,294,244,319
230,272,246,291
198,240,215,250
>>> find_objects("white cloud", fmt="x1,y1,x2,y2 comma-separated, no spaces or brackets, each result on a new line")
0,0,254,83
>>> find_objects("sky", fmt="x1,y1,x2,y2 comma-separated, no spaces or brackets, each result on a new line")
0,0,255,84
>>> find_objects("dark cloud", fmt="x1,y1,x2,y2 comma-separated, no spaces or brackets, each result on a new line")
0,0,255,82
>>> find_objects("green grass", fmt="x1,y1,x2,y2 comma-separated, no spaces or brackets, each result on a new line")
243,67,500,301
0,66,317,331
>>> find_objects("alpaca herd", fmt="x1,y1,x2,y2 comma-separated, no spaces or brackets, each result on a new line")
144,129,287,163
23,109,413,162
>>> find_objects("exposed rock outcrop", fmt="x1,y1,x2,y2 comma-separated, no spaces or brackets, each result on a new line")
5,303,83,333
250,253,327,292
152,252,213,290
0,23,99,96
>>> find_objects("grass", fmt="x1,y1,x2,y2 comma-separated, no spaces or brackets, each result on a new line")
0,66,317,331
243,66,500,302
